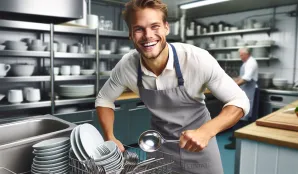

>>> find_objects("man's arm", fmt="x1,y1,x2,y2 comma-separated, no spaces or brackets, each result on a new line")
235,78,247,86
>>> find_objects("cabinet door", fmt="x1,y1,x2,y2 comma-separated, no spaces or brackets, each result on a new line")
128,103,152,145
113,107,130,144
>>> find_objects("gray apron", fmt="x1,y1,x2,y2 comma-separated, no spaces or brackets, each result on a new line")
239,64,256,120
137,44,223,174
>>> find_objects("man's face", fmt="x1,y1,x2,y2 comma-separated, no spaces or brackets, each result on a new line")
129,8,169,60
239,51,250,62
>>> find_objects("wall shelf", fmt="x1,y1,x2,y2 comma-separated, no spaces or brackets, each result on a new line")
55,75,96,81
217,57,277,62
100,54,123,59
0,50,50,57
0,101,51,111
208,45,275,51
55,52,96,59
55,97,95,106
0,76,50,82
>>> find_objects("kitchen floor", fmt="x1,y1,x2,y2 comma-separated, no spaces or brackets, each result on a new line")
217,129,235,174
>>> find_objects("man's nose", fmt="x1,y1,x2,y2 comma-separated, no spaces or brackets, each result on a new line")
144,28,155,38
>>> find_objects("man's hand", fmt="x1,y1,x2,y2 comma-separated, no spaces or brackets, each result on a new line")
107,136,125,152
179,129,212,152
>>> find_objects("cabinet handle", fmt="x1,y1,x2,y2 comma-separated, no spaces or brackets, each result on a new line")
269,96,283,102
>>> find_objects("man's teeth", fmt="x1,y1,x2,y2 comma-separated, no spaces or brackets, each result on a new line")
143,41,157,47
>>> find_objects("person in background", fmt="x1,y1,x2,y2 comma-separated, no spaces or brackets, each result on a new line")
225,47,259,149
95,0,250,173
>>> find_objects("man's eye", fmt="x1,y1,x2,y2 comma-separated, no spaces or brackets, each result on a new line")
152,25,160,29
134,28,142,32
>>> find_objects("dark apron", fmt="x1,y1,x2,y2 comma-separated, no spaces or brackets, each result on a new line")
137,44,223,174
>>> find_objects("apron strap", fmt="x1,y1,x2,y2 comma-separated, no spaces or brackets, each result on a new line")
137,44,185,87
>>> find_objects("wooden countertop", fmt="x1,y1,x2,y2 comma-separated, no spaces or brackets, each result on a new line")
235,100,298,149
116,89,211,101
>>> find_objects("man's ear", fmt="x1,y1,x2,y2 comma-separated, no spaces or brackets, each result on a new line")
165,21,170,36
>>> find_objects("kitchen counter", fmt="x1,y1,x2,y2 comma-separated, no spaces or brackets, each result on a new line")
235,100,298,149
234,100,298,174
260,88,298,96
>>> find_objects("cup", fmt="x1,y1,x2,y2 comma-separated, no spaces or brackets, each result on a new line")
0,63,11,77
31,39,43,46
58,43,67,52
85,45,93,54
99,62,107,71
23,87,34,99
26,88,41,102
87,14,98,29
60,65,71,75
8,89,23,104
68,45,78,53
71,65,80,75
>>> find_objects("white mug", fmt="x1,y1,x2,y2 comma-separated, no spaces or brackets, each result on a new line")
8,89,23,104
26,88,41,102
87,14,98,29
71,65,80,75
23,87,34,99
58,43,67,52
60,65,71,75
0,63,11,77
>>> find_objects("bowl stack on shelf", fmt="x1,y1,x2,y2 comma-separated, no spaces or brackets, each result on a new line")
58,84,95,98
31,137,70,174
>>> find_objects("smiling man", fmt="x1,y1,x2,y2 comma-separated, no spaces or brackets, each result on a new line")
95,0,249,173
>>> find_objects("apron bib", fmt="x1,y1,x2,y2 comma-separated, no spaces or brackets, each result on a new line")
137,44,223,174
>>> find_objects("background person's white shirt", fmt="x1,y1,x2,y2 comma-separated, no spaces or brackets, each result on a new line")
240,56,258,82
95,43,250,116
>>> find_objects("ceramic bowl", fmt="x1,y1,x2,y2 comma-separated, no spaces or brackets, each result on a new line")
11,64,35,76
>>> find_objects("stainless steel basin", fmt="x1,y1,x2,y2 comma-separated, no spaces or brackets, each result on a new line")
0,115,76,173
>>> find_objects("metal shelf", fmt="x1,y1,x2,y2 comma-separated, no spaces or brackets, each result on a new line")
0,101,51,111
55,97,95,106
55,52,95,59
100,54,123,59
99,30,129,38
167,34,181,41
208,45,274,51
186,28,274,39
54,25,96,35
0,76,50,82
0,20,96,35
55,75,96,81
100,76,109,80
217,57,277,62
0,50,50,57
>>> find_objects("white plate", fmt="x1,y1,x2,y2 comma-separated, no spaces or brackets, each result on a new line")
79,123,104,160
283,108,295,114
34,143,70,153
32,159,69,169
75,125,90,159
35,151,68,161
33,155,68,165
33,145,70,156
33,137,69,150
70,126,85,161
31,164,69,174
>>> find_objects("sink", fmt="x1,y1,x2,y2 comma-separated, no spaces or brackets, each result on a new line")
0,115,76,173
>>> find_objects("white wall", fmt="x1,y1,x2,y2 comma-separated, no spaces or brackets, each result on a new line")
191,5,298,85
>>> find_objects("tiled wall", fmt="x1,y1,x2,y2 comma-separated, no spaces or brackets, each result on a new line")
191,5,298,85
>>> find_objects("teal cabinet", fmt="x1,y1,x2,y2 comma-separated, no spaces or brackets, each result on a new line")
127,103,152,144
113,107,130,145
54,110,94,125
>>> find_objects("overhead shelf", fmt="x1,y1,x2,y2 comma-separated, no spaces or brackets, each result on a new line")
0,50,50,57
0,76,50,82
186,28,275,39
55,52,96,59
217,57,277,62
0,101,51,111
208,45,275,51
55,75,96,81
100,54,123,59
55,97,95,106
54,25,96,35
99,30,129,38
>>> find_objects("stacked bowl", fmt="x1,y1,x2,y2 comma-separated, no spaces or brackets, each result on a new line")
70,123,124,172
31,137,70,174
4,41,28,51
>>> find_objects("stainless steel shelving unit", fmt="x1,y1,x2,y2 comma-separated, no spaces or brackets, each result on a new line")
186,28,275,39
100,54,123,59
0,19,99,114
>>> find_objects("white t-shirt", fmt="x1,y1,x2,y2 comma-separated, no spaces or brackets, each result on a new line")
240,56,258,82
95,43,250,116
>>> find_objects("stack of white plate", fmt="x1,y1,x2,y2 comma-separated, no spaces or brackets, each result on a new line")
31,137,70,174
59,84,95,98
70,123,124,172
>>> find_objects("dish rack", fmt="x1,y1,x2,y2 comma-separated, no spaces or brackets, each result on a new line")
69,146,176,174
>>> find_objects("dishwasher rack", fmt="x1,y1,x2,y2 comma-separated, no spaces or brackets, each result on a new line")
69,146,176,174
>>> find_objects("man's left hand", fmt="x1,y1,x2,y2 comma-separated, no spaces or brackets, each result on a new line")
179,129,212,152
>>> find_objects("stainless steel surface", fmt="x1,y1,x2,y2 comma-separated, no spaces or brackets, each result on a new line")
138,130,179,153
292,4,298,85
55,25,96,35
55,52,96,59
0,76,51,82
0,0,82,23
0,50,50,57
0,101,51,111
258,79,273,89
100,54,123,59
55,75,96,81
55,97,95,106
208,45,273,51
186,28,273,39
0,115,75,173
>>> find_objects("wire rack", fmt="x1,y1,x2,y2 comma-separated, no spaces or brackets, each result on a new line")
69,146,176,174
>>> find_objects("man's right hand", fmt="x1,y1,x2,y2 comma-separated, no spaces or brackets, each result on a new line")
108,137,125,152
